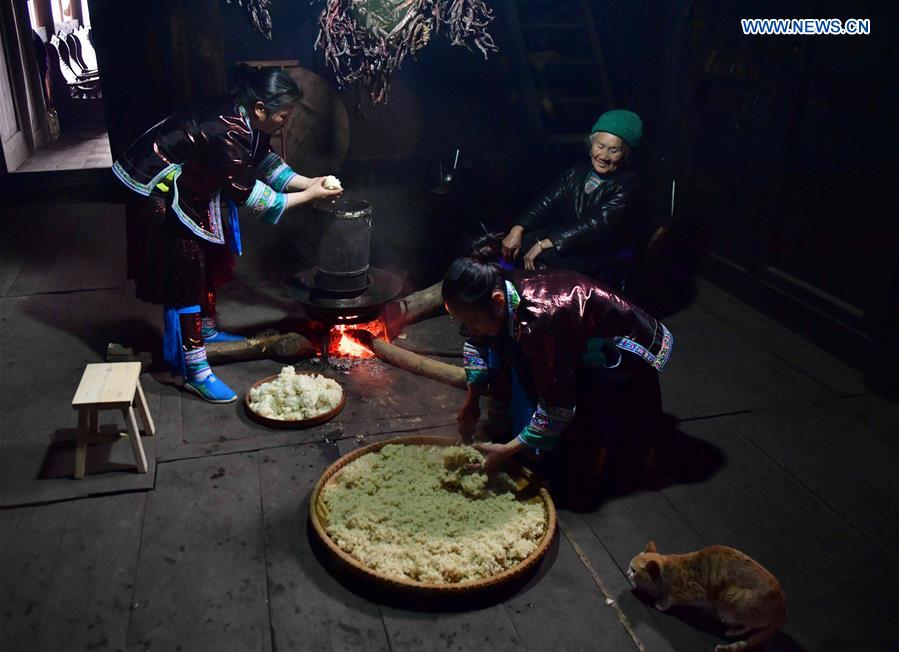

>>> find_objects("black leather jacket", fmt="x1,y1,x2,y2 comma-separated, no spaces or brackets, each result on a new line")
518,162,646,256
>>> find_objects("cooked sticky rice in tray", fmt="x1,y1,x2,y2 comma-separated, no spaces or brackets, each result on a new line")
320,444,547,584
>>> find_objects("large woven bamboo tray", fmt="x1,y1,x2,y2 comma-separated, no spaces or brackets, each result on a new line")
309,435,557,594
245,373,346,429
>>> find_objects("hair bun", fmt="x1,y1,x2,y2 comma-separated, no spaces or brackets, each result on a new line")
231,65,302,112
469,232,504,264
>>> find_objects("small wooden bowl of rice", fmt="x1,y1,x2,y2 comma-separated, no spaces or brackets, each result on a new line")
310,436,557,594
245,366,346,429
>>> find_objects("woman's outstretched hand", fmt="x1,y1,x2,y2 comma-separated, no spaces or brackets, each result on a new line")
305,177,342,202
285,178,341,209
522,242,543,270
473,440,524,473
302,176,324,190
502,226,524,260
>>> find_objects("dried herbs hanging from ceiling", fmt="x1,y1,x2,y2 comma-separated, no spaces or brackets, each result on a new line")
316,0,498,105
226,0,274,40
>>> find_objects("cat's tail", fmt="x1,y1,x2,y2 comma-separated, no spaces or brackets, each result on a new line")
714,617,784,651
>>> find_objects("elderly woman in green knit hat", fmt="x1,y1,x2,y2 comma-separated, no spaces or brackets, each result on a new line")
501,109,648,289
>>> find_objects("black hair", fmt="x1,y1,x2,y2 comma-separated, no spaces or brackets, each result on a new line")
231,64,302,112
442,233,505,308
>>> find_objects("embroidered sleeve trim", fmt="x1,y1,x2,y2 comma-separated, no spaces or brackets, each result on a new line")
518,403,575,450
463,342,489,386
239,179,288,225
613,323,674,372
256,151,298,192
654,324,674,371
463,342,488,370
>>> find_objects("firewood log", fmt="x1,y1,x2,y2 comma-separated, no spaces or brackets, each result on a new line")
205,332,316,364
383,281,445,338
348,329,466,389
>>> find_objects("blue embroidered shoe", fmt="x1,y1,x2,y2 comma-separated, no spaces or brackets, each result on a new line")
203,330,247,343
184,373,238,403
183,346,237,403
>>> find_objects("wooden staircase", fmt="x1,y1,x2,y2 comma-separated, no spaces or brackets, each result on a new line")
505,0,615,143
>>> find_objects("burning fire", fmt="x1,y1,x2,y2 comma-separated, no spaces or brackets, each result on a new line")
329,318,388,358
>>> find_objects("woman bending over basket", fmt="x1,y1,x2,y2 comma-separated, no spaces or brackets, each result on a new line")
444,235,673,506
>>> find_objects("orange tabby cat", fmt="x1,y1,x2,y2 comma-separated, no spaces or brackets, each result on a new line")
628,541,786,651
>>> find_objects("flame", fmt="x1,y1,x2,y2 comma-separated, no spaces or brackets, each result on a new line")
329,318,388,359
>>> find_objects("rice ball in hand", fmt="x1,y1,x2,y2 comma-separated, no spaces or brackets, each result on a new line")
323,175,343,191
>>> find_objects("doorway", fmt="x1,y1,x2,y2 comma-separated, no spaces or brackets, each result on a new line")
1,0,110,173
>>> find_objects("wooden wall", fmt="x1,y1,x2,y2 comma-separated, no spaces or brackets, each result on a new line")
659,0,898,391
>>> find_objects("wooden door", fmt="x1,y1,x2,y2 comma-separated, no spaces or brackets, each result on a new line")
0,17,29,171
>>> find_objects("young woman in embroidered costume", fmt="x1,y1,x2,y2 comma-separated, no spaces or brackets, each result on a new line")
114,65,342,403
444,235,673,506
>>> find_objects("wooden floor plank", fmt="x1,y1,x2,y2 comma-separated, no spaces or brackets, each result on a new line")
829,394,899,437
726,410,898,561
663,418,899,651
36,492,147,651
0,229,26,297
0,502,72,651
694,281,867,397
4,204,125,297
772,400,899,505
557,511,676,652
259,442,391,652
502,529,638,652
380,608,525,652
663,305,836,414
126,453,271,652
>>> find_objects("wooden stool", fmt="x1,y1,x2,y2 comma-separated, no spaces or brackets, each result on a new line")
71,362,155,479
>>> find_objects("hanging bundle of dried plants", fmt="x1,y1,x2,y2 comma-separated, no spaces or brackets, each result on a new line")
316,0,497,105
226,0,273,40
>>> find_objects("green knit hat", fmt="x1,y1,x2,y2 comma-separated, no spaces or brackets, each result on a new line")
591,110,643,150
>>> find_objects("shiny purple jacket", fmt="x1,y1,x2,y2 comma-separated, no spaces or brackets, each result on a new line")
464,270,673,450
113,96,298,243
